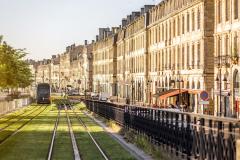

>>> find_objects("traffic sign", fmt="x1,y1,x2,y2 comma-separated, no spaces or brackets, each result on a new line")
199,100,209,105
200,91,209,101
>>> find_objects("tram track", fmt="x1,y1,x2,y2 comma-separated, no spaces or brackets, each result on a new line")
0,106,40,132
66,102,110,160
47,109,60,160
0,106,48,145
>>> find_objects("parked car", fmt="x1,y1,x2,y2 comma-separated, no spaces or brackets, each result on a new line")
99,92,110,101
68,89,80,96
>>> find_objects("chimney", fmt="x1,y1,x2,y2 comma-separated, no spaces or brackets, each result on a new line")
66,46,71,52
144,5,155,12
127,15,132,24
141,8,145,15
132,12,140,20
96,35,99,41
122,18,127,27
85,40,88,45
71,44,75,50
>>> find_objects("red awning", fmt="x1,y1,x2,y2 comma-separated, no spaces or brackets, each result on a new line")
159,89,188,100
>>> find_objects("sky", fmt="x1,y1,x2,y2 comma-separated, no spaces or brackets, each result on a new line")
0,0,162,60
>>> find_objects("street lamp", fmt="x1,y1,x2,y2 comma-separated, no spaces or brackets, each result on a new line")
215,66,227,117
137,82,141,102
131,79,135,104
147,80,153,105
116,80,119,102
177,78,184,107
215,55,228,116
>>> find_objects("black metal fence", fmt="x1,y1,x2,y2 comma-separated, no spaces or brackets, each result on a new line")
85,100,240,160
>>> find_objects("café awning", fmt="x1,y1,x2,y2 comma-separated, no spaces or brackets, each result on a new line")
159,89,188,100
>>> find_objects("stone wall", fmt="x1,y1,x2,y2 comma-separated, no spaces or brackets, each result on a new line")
0,98,32,115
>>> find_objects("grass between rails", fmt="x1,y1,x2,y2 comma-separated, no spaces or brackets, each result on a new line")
0,105,38,126
52,110,74,160
0,105,56,160
0,106,40,131
76,103,175,160
73,105,136,160
0,106,46,143
68,110,105,160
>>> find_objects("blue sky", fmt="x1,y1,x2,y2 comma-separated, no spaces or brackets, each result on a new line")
0,0,161,60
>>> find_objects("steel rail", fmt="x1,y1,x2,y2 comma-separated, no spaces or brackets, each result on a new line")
0,106,48,146
0,105,34,123
68,103,109,160
47,109,60,160
0,106,41,132
64,105,81,160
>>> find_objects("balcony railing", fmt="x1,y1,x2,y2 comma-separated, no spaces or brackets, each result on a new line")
214,55,231,67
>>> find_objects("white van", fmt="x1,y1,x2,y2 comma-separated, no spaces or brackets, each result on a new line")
99,92,110,101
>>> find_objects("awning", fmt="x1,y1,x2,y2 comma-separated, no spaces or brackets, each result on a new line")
159,89,188,100
188,90,203,94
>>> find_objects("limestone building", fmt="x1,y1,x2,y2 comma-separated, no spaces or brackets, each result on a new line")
146,0,215,113
214,0,240,118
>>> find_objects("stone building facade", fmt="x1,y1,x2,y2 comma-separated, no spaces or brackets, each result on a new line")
92,29,118,97
214,0,240,118
31,0,240,117
33,43,92,94
147,0,215,114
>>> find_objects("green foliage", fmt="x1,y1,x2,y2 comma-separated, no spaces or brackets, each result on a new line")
0,36,33,89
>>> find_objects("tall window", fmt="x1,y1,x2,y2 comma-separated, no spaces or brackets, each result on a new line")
197,9,201,29
173,19,176,37
234,0,239,19
182,14,185,34
192,11,195,31
225,36,228,55
187,44,189,66
225,0,230,21
197,42,201,67
178,16,181,36
187,13,190,32
192,44,195,66
218,0,222,23
182,45,185,69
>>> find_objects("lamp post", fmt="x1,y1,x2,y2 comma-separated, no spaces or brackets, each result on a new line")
215,56,228,117
147,80,153,105
177,78,184,108
215,65,227,116
116,80,119,102
138,82,141,102
131,79,135,104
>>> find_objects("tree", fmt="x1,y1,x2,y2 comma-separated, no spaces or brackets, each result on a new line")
0,36,33,93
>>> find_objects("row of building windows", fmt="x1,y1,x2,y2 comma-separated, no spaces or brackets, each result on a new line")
149,0,197,24
217,0,239,24
216,32,239,57
149,41,202,72
149,8,201,45
125,55,145,74
93,62,114,75
125,34,145,53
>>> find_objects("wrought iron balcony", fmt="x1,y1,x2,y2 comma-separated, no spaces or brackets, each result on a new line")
214,55,231,67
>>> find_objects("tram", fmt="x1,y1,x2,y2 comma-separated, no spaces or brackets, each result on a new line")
36,83,51,104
